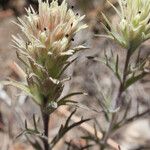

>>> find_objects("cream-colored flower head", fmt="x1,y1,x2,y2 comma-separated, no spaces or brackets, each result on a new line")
10,0,87,105
13,0,87,57
103,0,150,52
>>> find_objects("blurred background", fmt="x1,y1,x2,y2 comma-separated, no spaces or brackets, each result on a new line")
0,0,150,150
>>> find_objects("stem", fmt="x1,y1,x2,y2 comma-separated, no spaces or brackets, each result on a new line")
101,113,116,149
101,49,132,149
116,49,131,108
42,110,50,150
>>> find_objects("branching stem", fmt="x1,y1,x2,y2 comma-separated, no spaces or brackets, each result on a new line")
101,48,132,149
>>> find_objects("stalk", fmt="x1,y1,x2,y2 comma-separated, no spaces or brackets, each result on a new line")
115,49,131,108
101,48,132,149
41,107,50,150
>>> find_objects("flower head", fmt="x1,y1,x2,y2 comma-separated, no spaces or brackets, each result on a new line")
103,0,150,52
12,0,87,105
13,0,87,57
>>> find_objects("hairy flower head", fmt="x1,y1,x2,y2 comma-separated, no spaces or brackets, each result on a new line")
103,0,150,52
11,0,87,105
13,0,87,57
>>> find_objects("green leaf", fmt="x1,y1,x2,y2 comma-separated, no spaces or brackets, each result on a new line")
58,92,87,103
125,72,147,90
115,54,121,82
106,0,121,18
101,12,111,28
58,100,78,106
1,80,31,96
57,57,78,78
51,109,90,148
87,56,121,82
1,80,41,105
